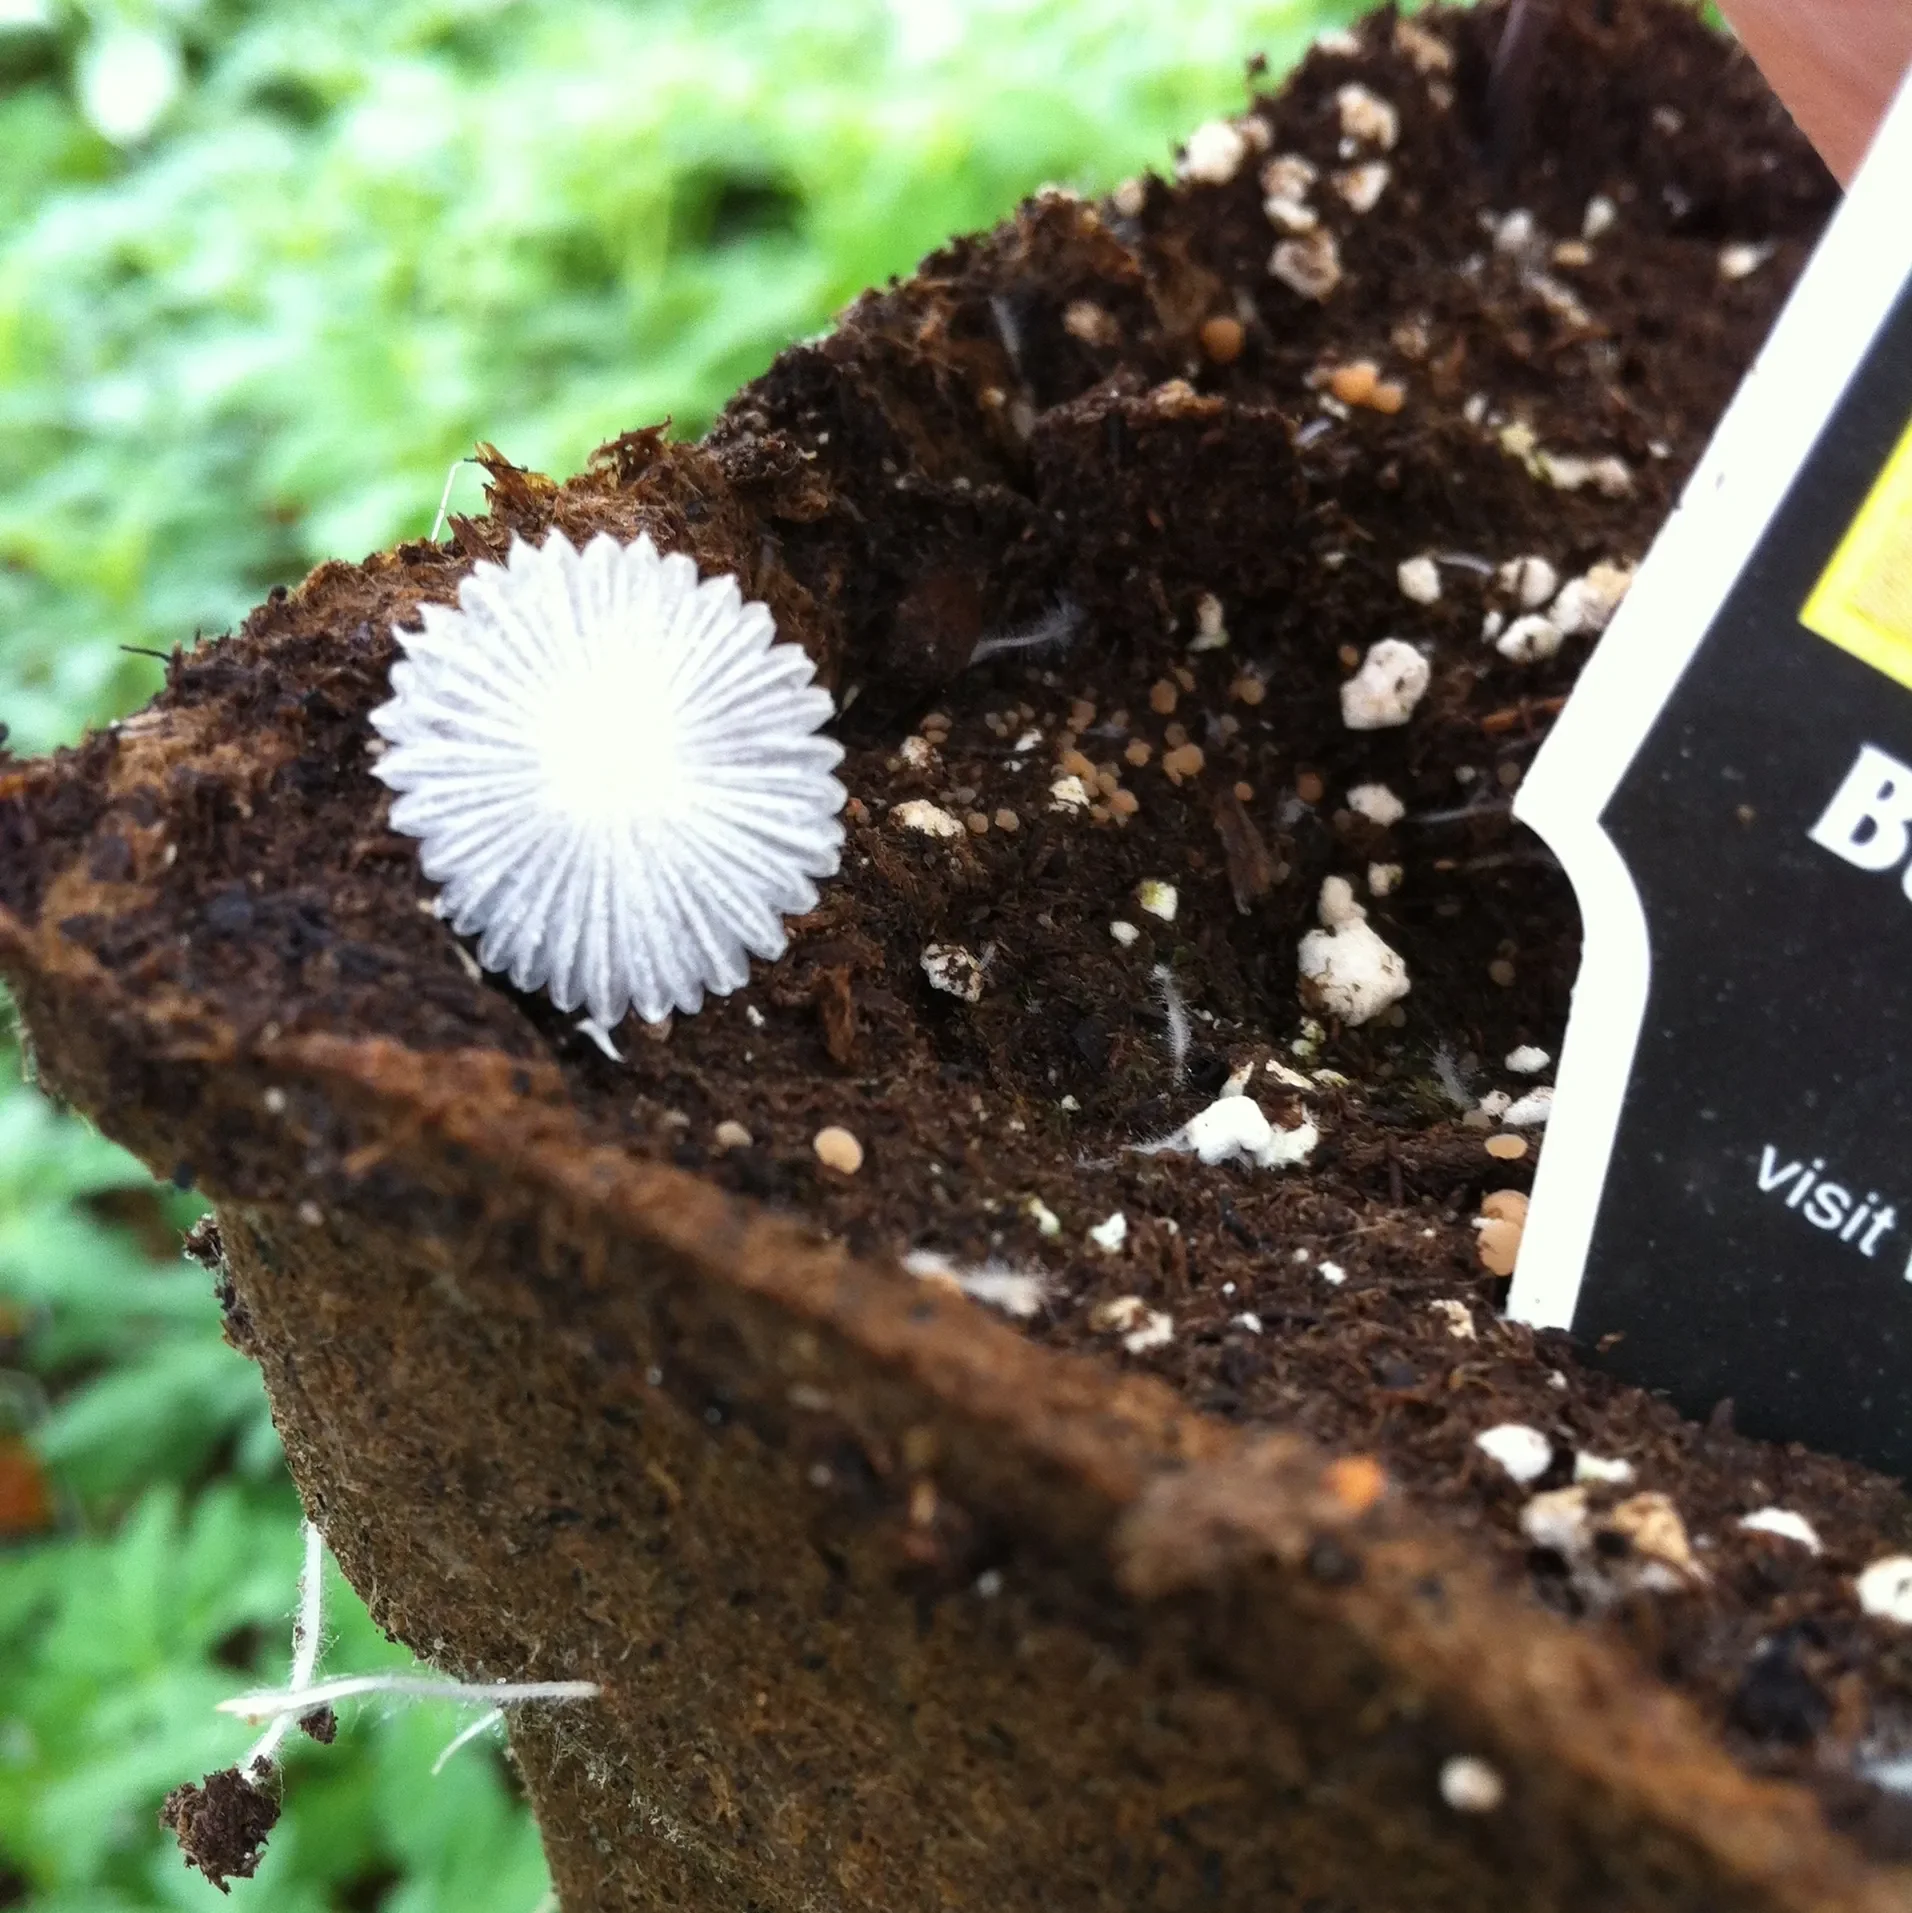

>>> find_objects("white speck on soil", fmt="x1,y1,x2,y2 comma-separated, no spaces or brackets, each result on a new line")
1270,230,1342,300
1440,1756,1505,1814
921,942,986,1003
1501,1087,1554,1127
1430,1298,1477,1341
1189,592,1229,651
1137,879,1179,921
893,798,965,838
1396,555,1442,604
1297,875,1411,1024
1740,1507,1822,1553
1024,1195,1061,1238
1110,920,1140,947
1347,781,1406,826
1261,152,1318,201
1496,613,1564,664
1334,160,1390,212
1335,82,1399,150
1573,1452,1635,1486
1123,1310,1175,1354
1498,554,1559,608
1475,1423,1553,1484
1719,240,1775,280
1583,194,1618,239
1551,561,1634,635
1140,1095,1319,1170
1505,1044,1550,1074
1318,1260,1347,1285
1368,861,1402,897
1341,638,1430,729
1048,774,1092,813
1859,1557,1912,1624
1088,1211,1129,1254
1178,118,1250,184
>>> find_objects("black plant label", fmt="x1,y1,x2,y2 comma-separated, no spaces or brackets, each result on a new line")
1510,89,1912,1476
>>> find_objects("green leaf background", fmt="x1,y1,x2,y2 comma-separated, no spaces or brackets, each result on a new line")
0,0,1366,1904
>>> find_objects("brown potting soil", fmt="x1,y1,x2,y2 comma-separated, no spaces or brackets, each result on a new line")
11,0,1912,1866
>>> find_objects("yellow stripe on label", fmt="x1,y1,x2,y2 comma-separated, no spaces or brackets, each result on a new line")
1802,413,1912,690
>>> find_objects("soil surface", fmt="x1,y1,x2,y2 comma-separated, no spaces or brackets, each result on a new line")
13,0,1912,1854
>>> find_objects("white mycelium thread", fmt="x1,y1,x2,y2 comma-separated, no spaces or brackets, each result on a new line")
372,531,845,1026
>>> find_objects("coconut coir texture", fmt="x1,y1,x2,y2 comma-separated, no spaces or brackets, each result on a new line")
9,3,1912,1908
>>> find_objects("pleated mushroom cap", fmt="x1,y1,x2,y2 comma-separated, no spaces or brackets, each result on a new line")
370,529,844,1025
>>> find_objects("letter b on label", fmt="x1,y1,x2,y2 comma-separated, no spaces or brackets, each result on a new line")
1810,743,1912,888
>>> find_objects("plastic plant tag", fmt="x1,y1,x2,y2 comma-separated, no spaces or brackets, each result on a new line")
1509,70,1912,1475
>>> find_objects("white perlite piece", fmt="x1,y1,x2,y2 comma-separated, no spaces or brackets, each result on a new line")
1179,118,1250,184
1318,1260,1347,1285
1270,230,1342,301
1368,861,1402,897
1498,554,1559,609
1582,193,1617,239
1536,451,1633,496
921,943,985,1003
1496,613,1564,665
1505,1044,1550,1074
893,799,965,839
372,530,843,1028
1550,561,1634,636
1474,1423,1553,1484
1521,1486,1592,1555
1858,1557,1912,1623
1139,1095,1320,1170
1393,15,1454,73
1573,1452,1635,1485
1261,153,1318,201
1719,240,1775,281
1088,1211,1129,1254
1340,638,1430,729
1297,875,1410,1025
1430,1298,1477,1341
1347,781,1405,826
1396,555,1442,604
1136,879,1179,922
1740,1507,1823,1553
1190,592,1230,651
1049,774,1092,813
1123,1311,1175,1354
1334,160,1390,213
898,734,935,770
1110,920,1140,948
1264,192,1319,234
1439,1756,1506,1813
1335,83,1399,150
1500,1087,1554,1128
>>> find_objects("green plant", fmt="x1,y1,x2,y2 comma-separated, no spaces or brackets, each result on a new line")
0,0,1366,1904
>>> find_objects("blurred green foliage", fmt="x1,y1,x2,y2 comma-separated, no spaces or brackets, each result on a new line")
0,0,1362,1905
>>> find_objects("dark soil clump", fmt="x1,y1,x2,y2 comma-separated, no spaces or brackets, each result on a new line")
14,0,1912,1870
159,1767,280,1893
